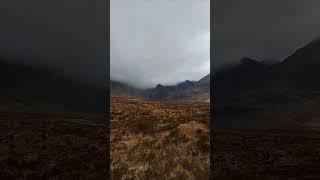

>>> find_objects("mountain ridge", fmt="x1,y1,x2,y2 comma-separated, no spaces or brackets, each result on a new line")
110,74,210,102
213,38,320,128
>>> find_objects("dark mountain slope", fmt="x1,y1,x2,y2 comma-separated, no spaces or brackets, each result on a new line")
0,59,105,115
271,38,320,90
196,74,210,87
213,38,320,128
213,57,270,99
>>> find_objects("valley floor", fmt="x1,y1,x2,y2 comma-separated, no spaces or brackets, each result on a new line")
0,111,107,179
3,98,318,179
111,96,210,179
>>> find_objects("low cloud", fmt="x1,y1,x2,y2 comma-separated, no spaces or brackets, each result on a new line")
111,0,210,88
213,0,320,68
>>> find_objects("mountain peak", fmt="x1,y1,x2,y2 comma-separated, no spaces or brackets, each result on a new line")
282,38,320,66
308,37,320,46
155,84,164,88
197,74,210,87
177,80,194,89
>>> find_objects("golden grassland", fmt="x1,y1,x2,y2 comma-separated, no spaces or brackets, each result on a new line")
0,111,107,179
111,96,210,179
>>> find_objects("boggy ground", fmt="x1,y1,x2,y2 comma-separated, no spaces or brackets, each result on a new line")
111,96,210,179
213,129,320,179
0,111,107,179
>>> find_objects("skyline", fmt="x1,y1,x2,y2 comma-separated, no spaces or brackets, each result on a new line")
213,0,320,68
111,0,210,88
0,0,107,87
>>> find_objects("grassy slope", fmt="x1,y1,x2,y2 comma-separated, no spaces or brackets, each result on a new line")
111,96,210,179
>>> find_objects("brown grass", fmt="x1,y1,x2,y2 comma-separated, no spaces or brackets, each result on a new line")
213,129,320,179
0,111,107,179
111,96,210,179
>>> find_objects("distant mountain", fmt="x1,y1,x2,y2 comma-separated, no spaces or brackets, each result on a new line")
273,38,320,90
177,80,195,89
213,57,270,97
149,75,210,101
110,74,210,102
196,74,210,87
260,59,280,65
0,59,105,115
282,38,320,66
213,38,320,128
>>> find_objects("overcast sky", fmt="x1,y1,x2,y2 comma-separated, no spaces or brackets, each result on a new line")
3,0,317,89
111,0,210,88
213,0,320,68
0,0,107,87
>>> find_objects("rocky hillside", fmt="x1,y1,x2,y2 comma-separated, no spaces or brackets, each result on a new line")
111,74,210,102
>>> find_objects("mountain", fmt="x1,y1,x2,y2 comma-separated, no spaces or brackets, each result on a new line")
282,38,320,66
145,75,209,101
177,80,195,89
0,59,105,115
196,74,210,87
272,38,320,90
213,38,320,128
148,84,171,100
110,74,210,102
260,59,280,65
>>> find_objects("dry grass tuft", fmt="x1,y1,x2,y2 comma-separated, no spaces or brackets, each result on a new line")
111,96,210,179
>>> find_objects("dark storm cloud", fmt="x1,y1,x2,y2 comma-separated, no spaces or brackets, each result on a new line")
213,0,320,68
0,0,107,86
111,0,210,88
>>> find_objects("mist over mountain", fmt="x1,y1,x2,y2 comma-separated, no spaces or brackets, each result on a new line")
0,59,105,115
111,0,209,88
213,0,320,68
0,0,108,87
111,74,210,102
213,38,320,128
